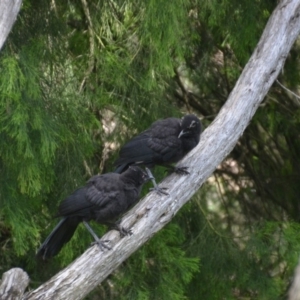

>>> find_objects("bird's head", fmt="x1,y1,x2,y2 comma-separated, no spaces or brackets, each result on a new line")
127,166,151,185
178,114,202,139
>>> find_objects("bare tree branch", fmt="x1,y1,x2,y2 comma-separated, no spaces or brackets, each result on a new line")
288,262,300,300
276,79,300,105
22,0,300,299
0,268,29,300
0,0,22,50
289,258,300,300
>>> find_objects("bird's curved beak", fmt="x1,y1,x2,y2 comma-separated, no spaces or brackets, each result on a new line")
143,171,152,183
178,129,187,138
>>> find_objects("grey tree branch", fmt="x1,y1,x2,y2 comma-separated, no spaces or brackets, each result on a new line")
0,268,29,300
19,0,300,299
289,258,300,300
0,0,22,51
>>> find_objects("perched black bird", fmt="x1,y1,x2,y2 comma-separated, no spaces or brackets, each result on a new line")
37,166,149,260
114,114,202,193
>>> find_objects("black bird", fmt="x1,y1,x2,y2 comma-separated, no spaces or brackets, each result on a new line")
114,114,202,193
37,166,149,260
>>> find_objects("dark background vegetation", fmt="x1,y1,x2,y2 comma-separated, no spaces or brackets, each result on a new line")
1,0,300,298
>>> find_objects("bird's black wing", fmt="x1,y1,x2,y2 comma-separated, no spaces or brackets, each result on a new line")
57,187,92,217
58,174,120,219
147,118,183,163
86,173,127,222
115,131,153,166
115,118,182,167
86,174,120,207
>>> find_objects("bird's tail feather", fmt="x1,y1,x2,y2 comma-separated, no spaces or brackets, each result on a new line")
114,164,128,174
36,216,80,259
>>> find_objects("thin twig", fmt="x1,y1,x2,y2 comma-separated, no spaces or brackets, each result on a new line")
276,80,300,105
214,173,232,230
50,0,58,16
80,0,95,93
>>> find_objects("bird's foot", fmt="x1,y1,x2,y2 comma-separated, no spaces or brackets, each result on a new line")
149,186,169,195
173,166,190,175
112,222,133,237
91,239,112,251
145,167,169,195
118,226,132,237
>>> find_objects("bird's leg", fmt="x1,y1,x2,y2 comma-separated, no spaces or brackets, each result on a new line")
165,165,190,175
83,221,111,251
145,167,169,195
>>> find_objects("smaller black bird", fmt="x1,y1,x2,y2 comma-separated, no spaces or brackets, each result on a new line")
37,166,149,260
114,114,202,193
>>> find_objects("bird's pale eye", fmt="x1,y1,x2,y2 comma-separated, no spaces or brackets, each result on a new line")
189,120,196,128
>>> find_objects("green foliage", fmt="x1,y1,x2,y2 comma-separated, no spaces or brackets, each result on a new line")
113,223,199,300
197,0,272,64
140,0,188,75
182,196,300,299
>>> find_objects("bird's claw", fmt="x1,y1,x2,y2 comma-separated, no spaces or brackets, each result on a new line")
118,226,132,237
91,239,112,251
149,186,169,195
111,222,132,237
173,166,190,175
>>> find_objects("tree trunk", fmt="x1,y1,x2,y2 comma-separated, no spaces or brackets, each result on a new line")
0,0,22,50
